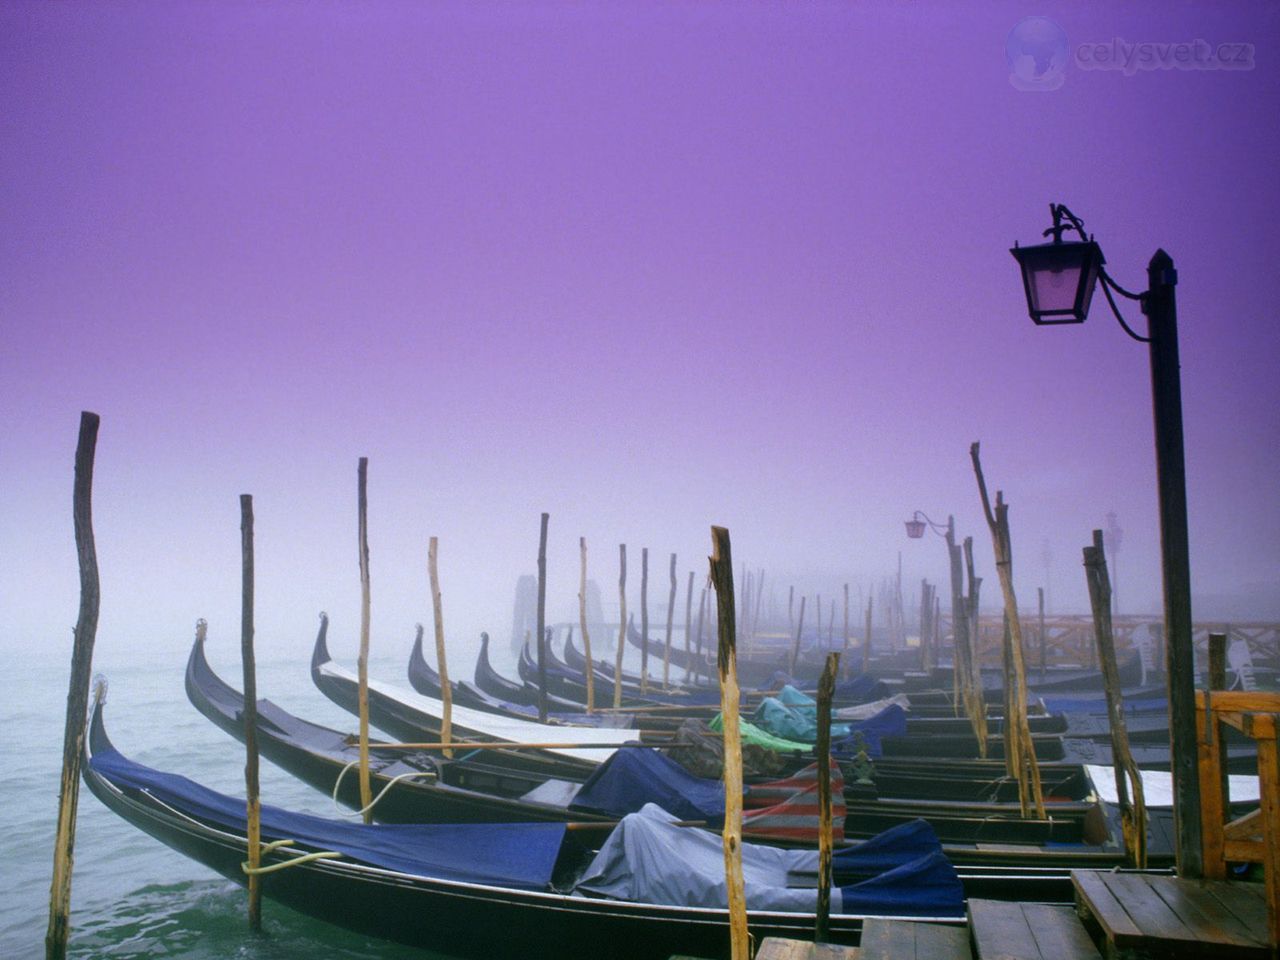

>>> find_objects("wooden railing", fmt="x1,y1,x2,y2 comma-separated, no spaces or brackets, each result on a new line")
936,615,1280,674
1195,687,1279,950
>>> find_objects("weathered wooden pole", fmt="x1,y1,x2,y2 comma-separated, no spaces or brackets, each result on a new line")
971,442,1043,816
789,594,807,677
663,552,677,691
960,536,989,754
614,545,627,710
428,536,452,756
640,547,650,694
708,527,749,960
747,570,757,647
579,537,595,713
742,569,753,641
788,585,795,634
862,596,872,675
356,457,373,822
536,512,549,724
815,651,839,943
1084,529,1147,867
46,411,100,960
239,494,263,928
683,570,695,684
1038,586,1047,680
694,586,707,683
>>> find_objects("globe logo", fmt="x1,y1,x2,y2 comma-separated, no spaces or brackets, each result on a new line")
1006,17,1069,91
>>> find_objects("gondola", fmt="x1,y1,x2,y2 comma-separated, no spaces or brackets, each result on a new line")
406,627,615,724
310,614,617,779
85,689,969,959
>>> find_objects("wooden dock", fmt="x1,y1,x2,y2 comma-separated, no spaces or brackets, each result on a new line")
1074,869,1272,959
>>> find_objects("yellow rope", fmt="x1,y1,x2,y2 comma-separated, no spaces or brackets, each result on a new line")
332,760,435,817
241,839,342,876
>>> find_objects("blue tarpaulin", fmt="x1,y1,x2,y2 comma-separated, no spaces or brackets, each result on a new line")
830,704,908,758
90,747,567,890
570,747,727,823
831,819,944,881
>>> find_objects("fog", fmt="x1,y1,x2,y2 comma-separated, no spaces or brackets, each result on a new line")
4,4,1279,675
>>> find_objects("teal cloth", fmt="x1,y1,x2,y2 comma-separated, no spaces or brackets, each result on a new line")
750,696,851,743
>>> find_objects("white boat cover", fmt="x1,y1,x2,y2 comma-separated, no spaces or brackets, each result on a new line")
574,803,829,912
1086,764,1259,807
318,660,620,763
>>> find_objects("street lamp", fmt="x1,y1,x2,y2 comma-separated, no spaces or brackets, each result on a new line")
1011,202,1201,878
904,510,948,540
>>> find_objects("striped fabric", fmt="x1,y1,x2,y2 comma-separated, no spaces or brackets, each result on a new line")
741,761,846,844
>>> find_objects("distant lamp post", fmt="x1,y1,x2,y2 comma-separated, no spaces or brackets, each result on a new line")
1012,202,1201,878
906,512,947,542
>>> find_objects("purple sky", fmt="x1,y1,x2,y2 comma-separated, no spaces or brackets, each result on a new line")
3,2,1279,666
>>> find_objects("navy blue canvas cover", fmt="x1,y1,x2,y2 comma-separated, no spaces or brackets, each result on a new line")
831,818,943,881
90,746,567,889
830,704,908,757
569,746,727,822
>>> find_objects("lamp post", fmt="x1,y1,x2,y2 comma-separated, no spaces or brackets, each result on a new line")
1012,203,1202,878
904,510,960,668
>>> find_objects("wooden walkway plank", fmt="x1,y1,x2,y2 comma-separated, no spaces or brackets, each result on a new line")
968,899,1051,959
1073,870,1144,943
1022,902,1101,959
1145,875,1260,948
754,938,858,960
860,918,970,960
1096,872,1198,946
1200,881,1270,946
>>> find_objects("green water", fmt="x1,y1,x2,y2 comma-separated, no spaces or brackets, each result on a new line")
2,645,459,959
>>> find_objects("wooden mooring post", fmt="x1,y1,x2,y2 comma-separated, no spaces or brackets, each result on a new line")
1084,529,1147,867
971,442,1043,817
663,552,677,691
428,536,452,756
708,526,749,960
46,411,100,960
579,537,595,712
815,652,839,943
239,495,263,928
614,545,627,710
683,570,695,685
356,458,373,822
790,594,807,677
640,547,650,694
536,513,549,724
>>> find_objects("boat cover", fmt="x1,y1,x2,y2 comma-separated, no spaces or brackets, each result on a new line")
830,704,908,758
834,694,912,721
90,746,567,890
569,750,847,842
570,747,727,822
317,659,623,762
709,714,810,752
751,694,853,742
574,805,963,917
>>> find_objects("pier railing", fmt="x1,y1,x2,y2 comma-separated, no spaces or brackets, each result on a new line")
938,615,1280,675
1195,686,1279,950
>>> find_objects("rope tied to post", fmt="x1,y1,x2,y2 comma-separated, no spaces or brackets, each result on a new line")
242,839,342,876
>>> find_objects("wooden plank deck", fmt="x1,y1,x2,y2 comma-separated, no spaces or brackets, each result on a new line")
1073,869,1271,958
859,918,971,959
967,899,1101,959
752,938,859,959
